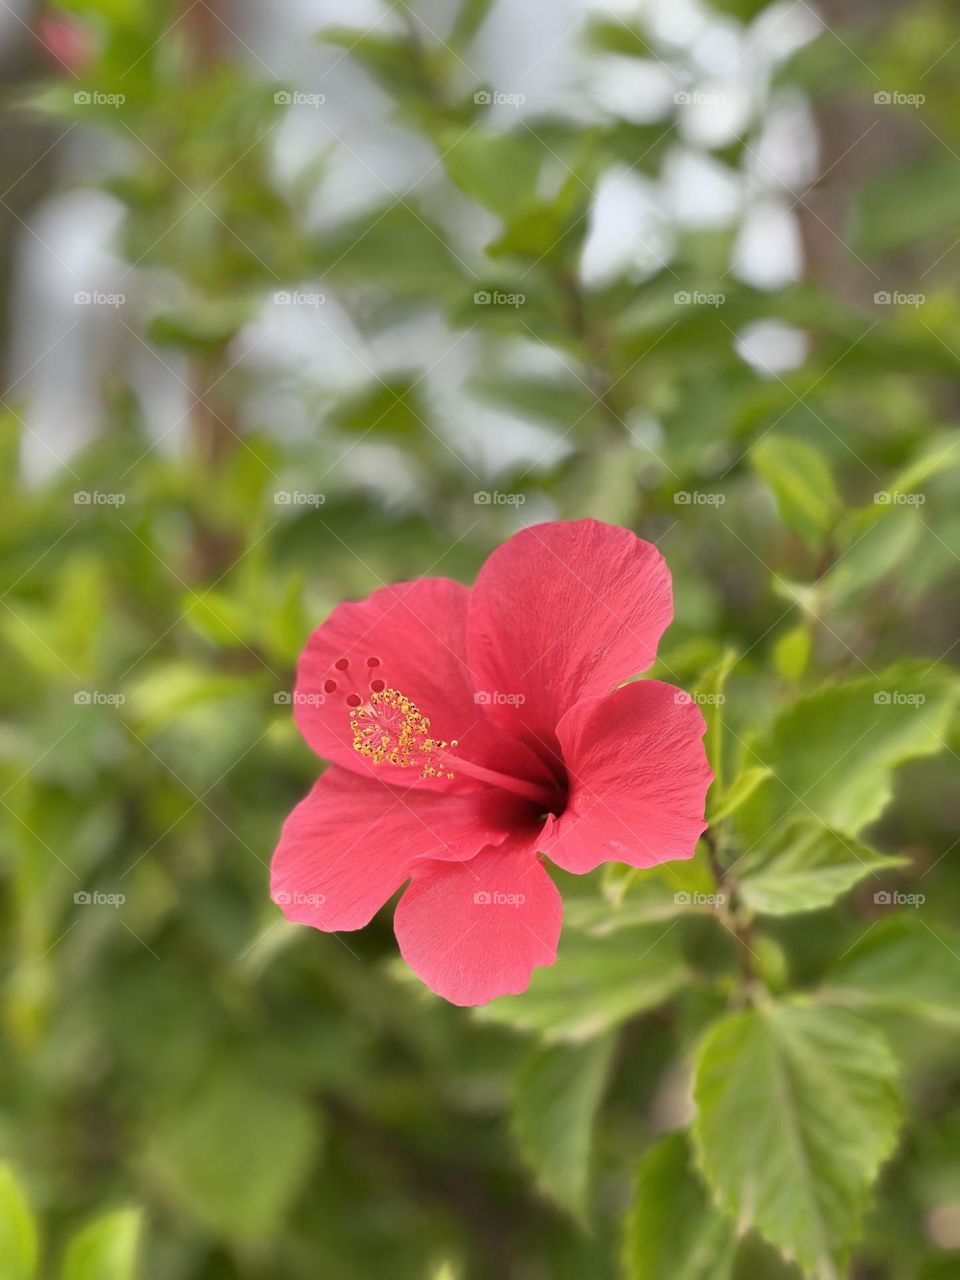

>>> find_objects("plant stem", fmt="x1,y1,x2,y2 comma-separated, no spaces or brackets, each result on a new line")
703,825,759,997
558,267,626,442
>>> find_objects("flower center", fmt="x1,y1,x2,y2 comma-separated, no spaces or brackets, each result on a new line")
325,655,557,807
351,686,455,781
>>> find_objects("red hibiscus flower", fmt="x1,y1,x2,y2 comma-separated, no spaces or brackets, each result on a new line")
272,519,712,1006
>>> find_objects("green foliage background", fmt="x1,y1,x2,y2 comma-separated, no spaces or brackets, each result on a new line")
2,0,959,1277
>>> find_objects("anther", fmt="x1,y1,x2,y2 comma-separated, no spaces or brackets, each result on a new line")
350,686,453,779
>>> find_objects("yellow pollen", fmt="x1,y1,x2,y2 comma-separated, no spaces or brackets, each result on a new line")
350,687,455,780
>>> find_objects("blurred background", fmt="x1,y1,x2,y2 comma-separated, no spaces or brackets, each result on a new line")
1,0,959,1277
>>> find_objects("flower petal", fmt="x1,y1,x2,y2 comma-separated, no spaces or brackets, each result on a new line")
542,681,713,874
295,577,548,788
467,519,673,764
271,767,523,931
394,839,562,1006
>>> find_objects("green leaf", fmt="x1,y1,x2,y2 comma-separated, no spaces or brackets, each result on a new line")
624,1132,737,1280
126,662,251,733
591,848,718,921
512,1035,615,1220
710,765,773,823
320,29,438,104
706,0,772,19
329,375,427,440
585,18,653,57
854,154,960,257
825,506,922,602
734,819,908,916
182,591,250,647
693,1001,903,1279
737,666,958,843
449,0,495,48
61,1208,141,1280
50,0,145,24
697,647,738,796
486,204,566,260
772,625,811,681
0,407,22,492
148,297,256,353
440,130,540,218
475,923,688,1041
890,429,960,494
565,853,720,936
821,916,960,1030
319,203,463,297
751,934,790,994
0,1164,38,1280
751,435,838,549
481,147,594,262
142,1065,318,1244
732,1235,806,1280
466,371,596,430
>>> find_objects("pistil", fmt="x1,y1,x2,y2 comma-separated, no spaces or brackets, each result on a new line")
440,753,557,807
